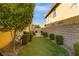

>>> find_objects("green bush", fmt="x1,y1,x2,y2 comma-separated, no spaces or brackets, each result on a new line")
41,31,43,35
44,32,48,37
49,34,55,40
43,32,48,37
56,35,64,45
21,32,30,45
29,32,33,42
32,31,35,36
73,42,79,56
41,31,48,37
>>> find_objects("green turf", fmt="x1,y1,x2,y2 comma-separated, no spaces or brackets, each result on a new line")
18,37,69,56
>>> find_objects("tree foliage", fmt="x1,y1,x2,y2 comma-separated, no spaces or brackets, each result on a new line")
0,3,35,32
0,3,35,52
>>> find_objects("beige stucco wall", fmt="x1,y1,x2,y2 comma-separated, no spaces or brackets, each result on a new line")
23,24,32,32
46,3,79,24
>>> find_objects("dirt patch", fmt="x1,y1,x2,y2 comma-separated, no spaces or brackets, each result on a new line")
0,41,24,56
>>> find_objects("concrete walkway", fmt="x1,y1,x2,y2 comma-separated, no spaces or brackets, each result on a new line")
35,32,42,37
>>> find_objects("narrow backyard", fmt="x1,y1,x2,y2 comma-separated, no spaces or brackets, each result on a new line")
18,37,69,56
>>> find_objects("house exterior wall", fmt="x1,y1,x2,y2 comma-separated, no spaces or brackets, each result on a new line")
46,3,79,24
45,3,79,51
23,24,32,32
23,26,29,32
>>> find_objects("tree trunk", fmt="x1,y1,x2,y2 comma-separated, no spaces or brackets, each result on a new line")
12,30,16,53
10,30,17,54
13,30,17,54
29,24,31,32
10,30,14,52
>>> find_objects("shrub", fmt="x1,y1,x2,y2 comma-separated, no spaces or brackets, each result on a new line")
41,31,44,35
35,31,37,33
56,35,64,45
21,32,30,45
41,31,48,37
44,32,48,37
29,32,33,42
43,32,48,37
73,42,79,56
49,34,55,40
32,31,35,36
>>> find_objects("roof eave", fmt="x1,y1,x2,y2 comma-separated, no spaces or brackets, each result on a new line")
45,3,60,18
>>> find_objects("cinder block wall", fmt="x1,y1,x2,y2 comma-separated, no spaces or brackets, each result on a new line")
56,24,79,50
45,22,79,51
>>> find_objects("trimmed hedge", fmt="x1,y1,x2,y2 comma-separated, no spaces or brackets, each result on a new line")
29,32,33,42
32,31,35,36
56,35,64,45
21,32,30,45
49,34,55,40
43,32,48,37
41,31,48,37
73,42,79,56
41,31,44,35
21,32,34,45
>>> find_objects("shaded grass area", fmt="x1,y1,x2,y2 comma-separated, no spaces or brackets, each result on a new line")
18,37,69,56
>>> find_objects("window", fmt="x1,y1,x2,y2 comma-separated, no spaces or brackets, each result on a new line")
71,3,77,12
50,15,52,18
53,11,56,18
71,3,77,8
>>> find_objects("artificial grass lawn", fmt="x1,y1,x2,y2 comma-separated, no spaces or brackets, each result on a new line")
18,37,69,56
